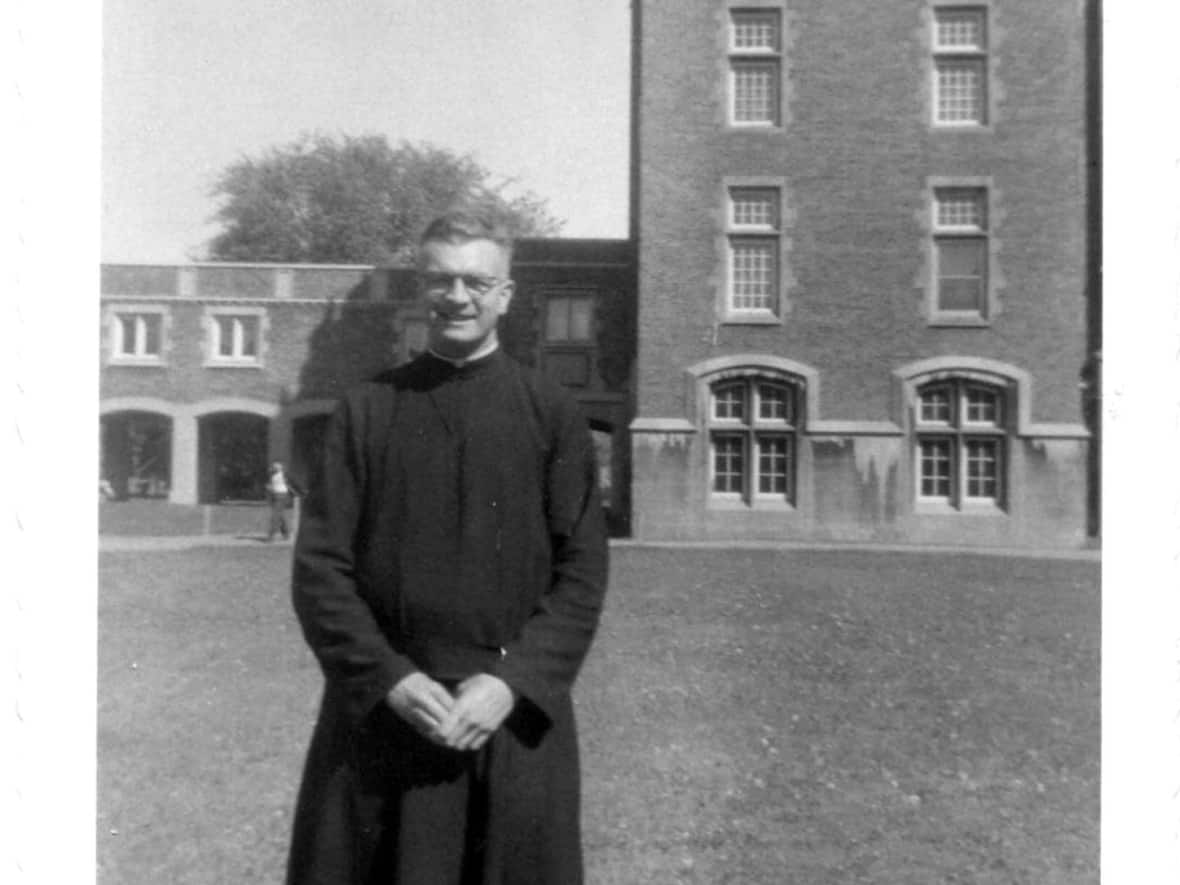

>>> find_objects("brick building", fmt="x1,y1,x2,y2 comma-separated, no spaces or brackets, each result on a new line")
99,240,636,531
101,0,1097,549
628,0,1096,548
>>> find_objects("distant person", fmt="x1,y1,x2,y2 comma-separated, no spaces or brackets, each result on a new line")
287,212,609,883
266,461,298,542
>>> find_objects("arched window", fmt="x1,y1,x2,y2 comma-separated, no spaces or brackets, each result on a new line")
914,378,1007,508
708,376,799,505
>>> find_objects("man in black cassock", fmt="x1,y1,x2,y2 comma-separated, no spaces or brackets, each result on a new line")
286,212,608,884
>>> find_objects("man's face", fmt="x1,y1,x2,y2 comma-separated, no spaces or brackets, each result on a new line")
418,237,514,358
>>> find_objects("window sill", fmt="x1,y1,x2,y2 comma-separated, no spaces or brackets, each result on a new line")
930,122,993,133
915,501,1006,517
109,357,166,367
204,359,263,369
708,496,795,512
726,124,784,133
722,312,782,326
927,315,991,328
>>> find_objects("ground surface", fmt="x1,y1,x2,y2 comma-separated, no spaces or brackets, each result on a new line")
98,544,1099,884
99,499,279,539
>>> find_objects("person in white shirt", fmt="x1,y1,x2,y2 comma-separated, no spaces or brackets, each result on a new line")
266,461,294,541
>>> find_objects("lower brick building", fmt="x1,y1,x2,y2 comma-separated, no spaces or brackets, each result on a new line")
99,240,636,532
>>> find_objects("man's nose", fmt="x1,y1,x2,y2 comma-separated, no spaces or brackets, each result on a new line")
442,277,472,302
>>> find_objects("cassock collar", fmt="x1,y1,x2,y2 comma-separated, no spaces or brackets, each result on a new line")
426,342,500,368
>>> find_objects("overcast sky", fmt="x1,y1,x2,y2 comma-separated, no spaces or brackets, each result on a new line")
102,0,632,262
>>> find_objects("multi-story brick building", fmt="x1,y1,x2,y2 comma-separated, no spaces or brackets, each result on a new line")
628,0,1096,548
100,0,1096,548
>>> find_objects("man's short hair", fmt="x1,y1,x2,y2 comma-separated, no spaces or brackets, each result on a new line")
418,211,514,263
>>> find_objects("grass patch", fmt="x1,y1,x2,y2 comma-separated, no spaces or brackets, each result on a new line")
99,546,1098,884
98,499,289,539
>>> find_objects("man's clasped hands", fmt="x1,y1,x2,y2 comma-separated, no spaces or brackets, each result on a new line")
386,671,516,752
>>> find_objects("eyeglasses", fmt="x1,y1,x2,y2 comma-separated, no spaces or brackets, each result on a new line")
419,272,509,299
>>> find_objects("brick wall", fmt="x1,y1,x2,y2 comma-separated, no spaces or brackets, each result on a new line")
632,0,1091,546
636,0,1088,425
100,247,637,517
100,268,401,405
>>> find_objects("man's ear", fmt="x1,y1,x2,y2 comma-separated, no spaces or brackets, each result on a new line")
496,280,516,315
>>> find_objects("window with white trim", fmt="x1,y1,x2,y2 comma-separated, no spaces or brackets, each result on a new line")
933,6,988,126
111,310,165,363
729,9,782,126
709,376,798,504
545,294,595,343
932,186,989,318
915,379,1006,508
207,311,263,365
727,187,781,316
542,293,596,387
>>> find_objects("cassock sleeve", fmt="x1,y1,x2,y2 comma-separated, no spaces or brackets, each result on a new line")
495,393,609,723
291,389,418,724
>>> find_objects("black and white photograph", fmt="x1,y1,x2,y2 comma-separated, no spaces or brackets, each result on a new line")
7,0,1180,882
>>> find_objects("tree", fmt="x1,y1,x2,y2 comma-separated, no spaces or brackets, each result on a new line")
205,133,563,264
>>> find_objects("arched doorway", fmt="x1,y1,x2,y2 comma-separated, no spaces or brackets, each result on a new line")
100,411,173,499
197,412,269,503
588,418,629,536
291,412,332,494
589,423,614,501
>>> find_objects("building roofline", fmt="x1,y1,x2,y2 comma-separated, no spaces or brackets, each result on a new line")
102,261,382,271
102,237,636,274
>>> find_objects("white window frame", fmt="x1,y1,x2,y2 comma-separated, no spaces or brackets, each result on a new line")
540,290,598,389
708,377,798,507
728,8,783,128
932,5,989,127
725,184,783,321
914,379,1006,511
544,293,596,344
108,307,168,366
205,306,266,367
931,185,990,322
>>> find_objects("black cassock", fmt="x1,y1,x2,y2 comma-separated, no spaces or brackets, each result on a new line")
287,350,608,885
